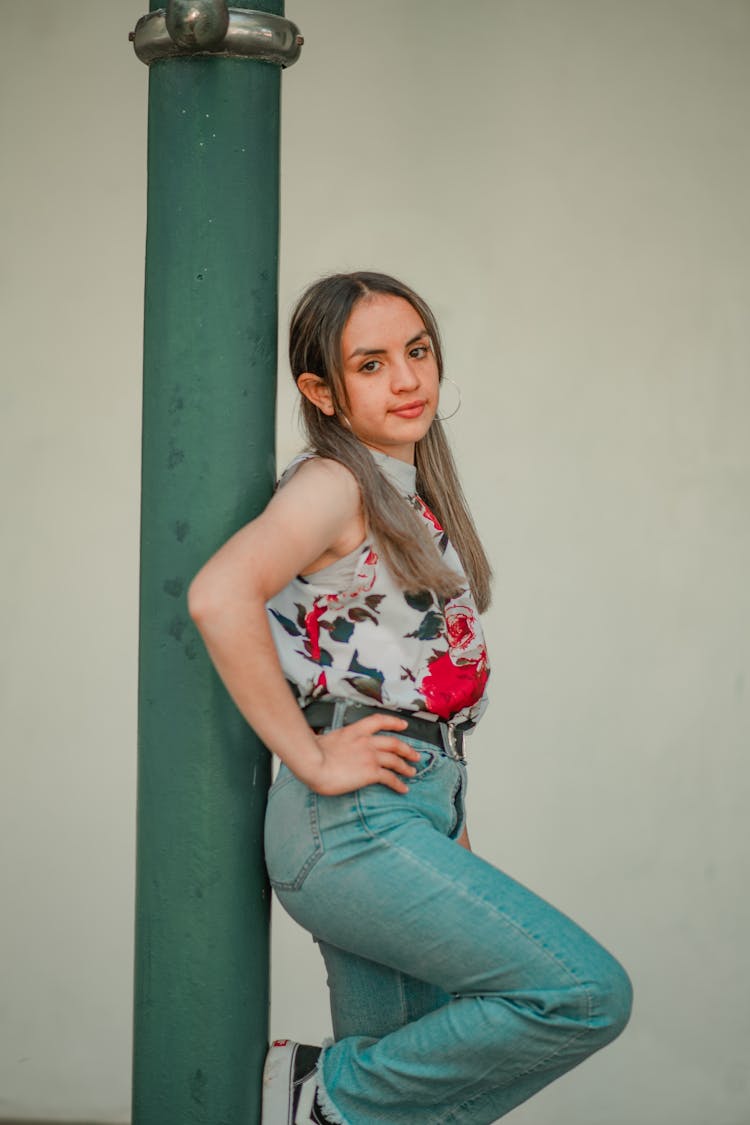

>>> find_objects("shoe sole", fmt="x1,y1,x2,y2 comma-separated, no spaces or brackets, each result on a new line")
262,1039,297,1125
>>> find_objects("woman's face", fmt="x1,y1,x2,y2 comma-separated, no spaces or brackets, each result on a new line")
338,294,440,464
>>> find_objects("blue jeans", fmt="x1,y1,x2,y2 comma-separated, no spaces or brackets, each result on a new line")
264,728,632,1125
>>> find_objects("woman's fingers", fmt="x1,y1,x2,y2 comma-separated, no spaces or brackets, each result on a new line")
377,768,411,795
372,733,421,762
353,712,409,735
337,713,423,762
313,717,429,795
368,729,422,765
376,750,418,778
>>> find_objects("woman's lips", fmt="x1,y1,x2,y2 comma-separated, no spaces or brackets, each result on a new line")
391,401,426,419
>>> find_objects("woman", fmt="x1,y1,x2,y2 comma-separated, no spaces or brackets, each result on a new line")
189,271,632,1125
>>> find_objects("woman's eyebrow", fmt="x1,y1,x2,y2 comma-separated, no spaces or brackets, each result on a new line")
347,331,429,360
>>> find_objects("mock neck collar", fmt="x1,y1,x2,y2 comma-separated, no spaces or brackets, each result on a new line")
368,448,417,497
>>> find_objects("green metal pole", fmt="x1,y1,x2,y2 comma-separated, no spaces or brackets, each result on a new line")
131,5,298,1123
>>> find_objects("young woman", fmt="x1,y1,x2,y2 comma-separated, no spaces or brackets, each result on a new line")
188,272,632,1125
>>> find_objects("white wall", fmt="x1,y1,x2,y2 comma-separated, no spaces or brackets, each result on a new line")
1,2,748,1123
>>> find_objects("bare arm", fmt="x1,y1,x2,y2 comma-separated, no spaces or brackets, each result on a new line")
188,458,420,794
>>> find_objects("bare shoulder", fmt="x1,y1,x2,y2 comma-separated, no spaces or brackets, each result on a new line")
271,456,365,573
190,456,365,606
279,455,360,498
274,455,362,519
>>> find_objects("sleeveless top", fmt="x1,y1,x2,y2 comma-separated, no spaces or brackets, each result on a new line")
266,449,490,727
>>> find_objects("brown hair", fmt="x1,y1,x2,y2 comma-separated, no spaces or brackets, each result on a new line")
289,271,492,612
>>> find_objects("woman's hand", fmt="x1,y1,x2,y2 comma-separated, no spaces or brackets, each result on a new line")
300,714,422,796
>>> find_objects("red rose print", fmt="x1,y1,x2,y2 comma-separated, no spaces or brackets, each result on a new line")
420,648,489,720
348,549,378,597
446,607,475,652
304,601,328,661
416,498,444,533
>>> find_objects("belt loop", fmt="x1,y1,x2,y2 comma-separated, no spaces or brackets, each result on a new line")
438,721,465,762
331,699,346,730
439,721,452,757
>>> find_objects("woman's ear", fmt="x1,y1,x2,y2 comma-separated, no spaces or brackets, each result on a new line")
296,372,336,416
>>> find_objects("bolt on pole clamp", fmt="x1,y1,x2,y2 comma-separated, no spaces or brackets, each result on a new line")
130,1,303,67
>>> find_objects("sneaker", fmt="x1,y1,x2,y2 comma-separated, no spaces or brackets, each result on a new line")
262,1039,322,1124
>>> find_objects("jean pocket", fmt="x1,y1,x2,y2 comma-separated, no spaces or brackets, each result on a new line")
402,741,439,779
264,776,324,891
356,743,457,838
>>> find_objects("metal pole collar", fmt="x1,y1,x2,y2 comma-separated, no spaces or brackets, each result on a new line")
131,2,303,67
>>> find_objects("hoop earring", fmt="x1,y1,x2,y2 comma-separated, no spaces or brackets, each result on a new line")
436,376,462,421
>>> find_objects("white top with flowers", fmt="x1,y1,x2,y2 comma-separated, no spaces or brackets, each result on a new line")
265,449,490,727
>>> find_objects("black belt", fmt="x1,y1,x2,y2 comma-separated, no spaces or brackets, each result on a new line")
301,699,471,761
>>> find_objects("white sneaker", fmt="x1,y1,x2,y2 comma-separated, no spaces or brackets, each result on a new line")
262,1039,323,1124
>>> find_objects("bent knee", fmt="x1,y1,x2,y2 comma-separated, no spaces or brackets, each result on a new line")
588,956,633,1044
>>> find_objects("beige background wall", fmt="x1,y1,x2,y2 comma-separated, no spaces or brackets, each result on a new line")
1,2,748,1123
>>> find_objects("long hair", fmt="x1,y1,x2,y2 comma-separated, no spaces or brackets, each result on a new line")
288,271,492,612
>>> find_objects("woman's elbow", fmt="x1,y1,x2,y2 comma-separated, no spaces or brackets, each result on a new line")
187,566,263,630
187,569,218,627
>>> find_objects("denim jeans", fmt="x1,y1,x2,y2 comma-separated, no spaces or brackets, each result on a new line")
264,723,632,1125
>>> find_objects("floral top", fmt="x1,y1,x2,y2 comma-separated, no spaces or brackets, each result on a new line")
266,449,490,727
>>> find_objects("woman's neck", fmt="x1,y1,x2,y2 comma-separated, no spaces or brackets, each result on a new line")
367,447,417,498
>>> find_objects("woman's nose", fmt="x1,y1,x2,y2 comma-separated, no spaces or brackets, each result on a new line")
391,358,420,391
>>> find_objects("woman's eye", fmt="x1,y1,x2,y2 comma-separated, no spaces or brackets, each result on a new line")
410,345,429,359
360,359,381,374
